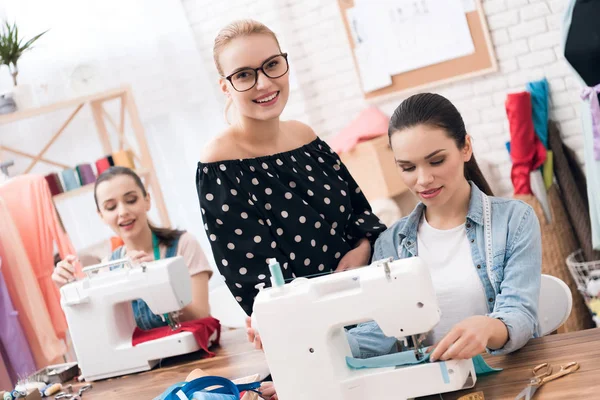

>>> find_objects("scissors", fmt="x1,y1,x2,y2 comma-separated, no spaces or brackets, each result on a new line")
515,361,580,399
55,384,92,399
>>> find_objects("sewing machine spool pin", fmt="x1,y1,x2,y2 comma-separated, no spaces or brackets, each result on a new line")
379,257,394,282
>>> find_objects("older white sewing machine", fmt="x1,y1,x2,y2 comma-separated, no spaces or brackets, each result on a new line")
252,257,476,400
60,256,203,381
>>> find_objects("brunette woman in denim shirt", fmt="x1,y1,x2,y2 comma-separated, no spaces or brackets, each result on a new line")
347,93,542,363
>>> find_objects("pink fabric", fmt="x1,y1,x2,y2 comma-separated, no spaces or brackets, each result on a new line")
505,92,547,195
0,175,78,342
327,107,389,153
0,197,67,367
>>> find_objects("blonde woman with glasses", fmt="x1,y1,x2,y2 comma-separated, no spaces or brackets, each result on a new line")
196,19,386,399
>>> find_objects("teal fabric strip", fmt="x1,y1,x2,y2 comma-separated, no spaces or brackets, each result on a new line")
472,354,502,375
345,352,502,377
346,349,430,369
439,361,450,384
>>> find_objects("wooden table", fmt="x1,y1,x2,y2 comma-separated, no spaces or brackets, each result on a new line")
422,328,600,399
81,328,600,399
83,329,267,399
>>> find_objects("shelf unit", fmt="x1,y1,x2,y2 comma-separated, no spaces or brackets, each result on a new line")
0,85,170,227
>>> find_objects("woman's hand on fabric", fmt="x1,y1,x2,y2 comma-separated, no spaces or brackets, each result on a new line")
246,316,263,351
52,255,78,288
429,316,507,362
335,239,371,272
259,382,278,400
127,250,154,265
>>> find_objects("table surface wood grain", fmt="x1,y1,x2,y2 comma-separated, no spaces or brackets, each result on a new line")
79,328,600,399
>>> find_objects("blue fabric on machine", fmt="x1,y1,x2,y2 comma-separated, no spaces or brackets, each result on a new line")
346,351,502,377
346,348,430,369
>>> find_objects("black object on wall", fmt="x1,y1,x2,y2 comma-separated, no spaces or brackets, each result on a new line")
565,0,600,102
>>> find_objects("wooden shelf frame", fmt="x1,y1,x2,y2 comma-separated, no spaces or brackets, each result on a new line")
0,85,171,227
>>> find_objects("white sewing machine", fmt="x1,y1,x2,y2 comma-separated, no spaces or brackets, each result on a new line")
252,257,476,400
60,256,204,381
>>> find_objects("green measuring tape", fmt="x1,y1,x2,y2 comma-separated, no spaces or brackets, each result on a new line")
152,233,176,327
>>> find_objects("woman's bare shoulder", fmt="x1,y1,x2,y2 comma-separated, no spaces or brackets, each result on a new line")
199,128,238,164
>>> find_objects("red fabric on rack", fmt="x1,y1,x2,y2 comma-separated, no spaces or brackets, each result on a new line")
95,157,111,175
44,173,64,196
505,92,547,195
0,175,78,342
132,317,221,357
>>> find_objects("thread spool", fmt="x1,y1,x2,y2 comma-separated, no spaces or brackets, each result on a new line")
95,157,111,175
42,383,62,396
61,169,81,191
44,173,64,196
112,149,135,169
76,163,96,185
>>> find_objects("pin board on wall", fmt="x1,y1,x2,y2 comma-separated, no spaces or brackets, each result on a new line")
338,0,497,100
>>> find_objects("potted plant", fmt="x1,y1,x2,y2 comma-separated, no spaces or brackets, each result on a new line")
0,21,48,110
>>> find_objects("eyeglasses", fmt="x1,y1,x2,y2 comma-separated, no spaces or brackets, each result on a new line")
224,53,289,92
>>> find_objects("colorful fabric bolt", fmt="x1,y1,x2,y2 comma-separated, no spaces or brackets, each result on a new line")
112,149,135,169
60,169,80,191
76,164,96,185
0,258,36,382
95,157,111,175
526,78,550,149
505,91,547,195
44,173,64,196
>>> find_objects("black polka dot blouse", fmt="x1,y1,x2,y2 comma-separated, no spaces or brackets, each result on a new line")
196,137,387,315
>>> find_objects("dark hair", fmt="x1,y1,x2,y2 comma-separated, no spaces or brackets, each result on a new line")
388,93,494,196
94,166,183,247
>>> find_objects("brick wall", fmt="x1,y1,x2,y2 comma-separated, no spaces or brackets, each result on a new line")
183,0,583,197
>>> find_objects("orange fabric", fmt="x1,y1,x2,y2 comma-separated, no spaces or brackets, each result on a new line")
327,107,389,153
0,175,78,342
110,236,124,250
0,197,67,367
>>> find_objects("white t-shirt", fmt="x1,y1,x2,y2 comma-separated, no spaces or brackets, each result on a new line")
417,216,489,346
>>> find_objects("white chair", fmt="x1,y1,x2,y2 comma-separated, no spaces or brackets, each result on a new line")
209,284,248,329
538,274,573,336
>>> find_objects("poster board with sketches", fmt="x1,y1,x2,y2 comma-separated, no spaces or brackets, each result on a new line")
338,0,497,100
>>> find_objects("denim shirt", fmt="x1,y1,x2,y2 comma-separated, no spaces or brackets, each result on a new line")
347,182,541,358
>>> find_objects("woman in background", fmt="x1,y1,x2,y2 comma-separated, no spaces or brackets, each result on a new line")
53,166,212,329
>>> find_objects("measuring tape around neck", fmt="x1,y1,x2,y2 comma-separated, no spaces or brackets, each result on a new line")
481,191,495,290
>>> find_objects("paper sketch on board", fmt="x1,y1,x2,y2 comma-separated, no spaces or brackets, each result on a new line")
354,0,475,76
347,6,393,92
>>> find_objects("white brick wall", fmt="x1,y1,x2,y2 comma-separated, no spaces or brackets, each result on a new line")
181,0,584,198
